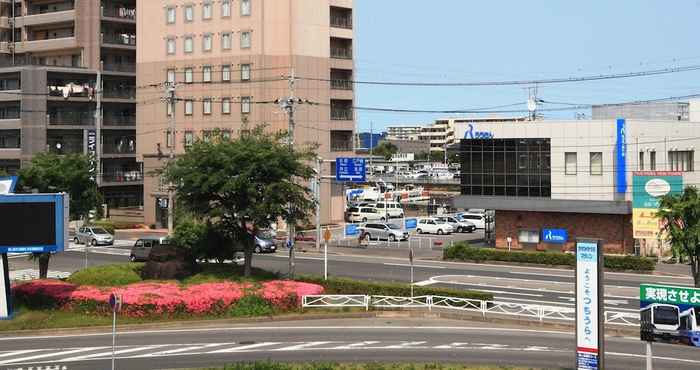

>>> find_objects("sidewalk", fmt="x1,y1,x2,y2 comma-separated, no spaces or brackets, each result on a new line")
114,228,168,241
653,261,692,277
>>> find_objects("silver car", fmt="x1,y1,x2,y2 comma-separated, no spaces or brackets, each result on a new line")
74,226,114,246
435,216,476,233
359,223,409,242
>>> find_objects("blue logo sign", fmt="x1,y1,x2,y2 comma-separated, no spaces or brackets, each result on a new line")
542,229,568,244
615,118,627,194
336,158,366,182
463,124,494,140
404,218,418,230
345,223,360,237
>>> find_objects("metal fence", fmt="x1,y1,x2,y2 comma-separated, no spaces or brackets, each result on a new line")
302,294,640,327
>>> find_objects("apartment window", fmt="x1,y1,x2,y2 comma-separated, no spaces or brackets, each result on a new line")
167,130,174,148
166,7,176,24
240,31,251,49
241,0,251,16
203,33,213,52
639,151,645,171
166,69,176,84
203,99,212,115
184,68,194,83
669,150,694,172
222,65,231,81
203,66,212,82
184,100,194,115
222,0,231,17
650,151,657,171
184,36,193,53
221,32,231,49
241,64,251,81
185,131,194,147
222,98,231,114
241,96,251,114
166,100,173,116
184,5,194,22
565,152,577,175
202,2,212,19
166,38,176,54
222,130,231,140
518,230,540,244
590,152,602,176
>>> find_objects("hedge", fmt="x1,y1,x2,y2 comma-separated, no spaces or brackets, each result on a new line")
67,263,144,286
443,243,655,272
297,275,493,301
89,219,141,235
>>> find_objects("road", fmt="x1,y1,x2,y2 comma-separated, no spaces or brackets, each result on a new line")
0,318,697,370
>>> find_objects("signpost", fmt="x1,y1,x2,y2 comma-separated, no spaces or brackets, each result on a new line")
575,239,604,370
409,247,414,297
109,293,122,370
336,158,366,183
323,228,332,280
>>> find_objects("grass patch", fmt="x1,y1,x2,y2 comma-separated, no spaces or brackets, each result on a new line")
190,363,543,370
67,263,144,286
182,264,279,285
227,295,275,317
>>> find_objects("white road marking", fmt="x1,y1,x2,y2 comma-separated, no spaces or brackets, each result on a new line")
208,342,281,353
60,345,167,361
473,289,543,297
608,351,700,364
382,341,427,349
509,271,572,278
0,347,109,365
272,341,334,351
331,341,380,349
0,350,44,358
384,263,446,269
414,279,436,286
144,343,230,356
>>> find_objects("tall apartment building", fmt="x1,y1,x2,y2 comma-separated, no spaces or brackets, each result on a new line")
137,0,355,227
386,125,423,141
0,0,141,215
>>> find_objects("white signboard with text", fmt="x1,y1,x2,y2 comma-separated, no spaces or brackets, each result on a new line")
576,240,603,370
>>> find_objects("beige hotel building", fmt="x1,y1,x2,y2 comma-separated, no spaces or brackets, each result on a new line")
137,0,355,227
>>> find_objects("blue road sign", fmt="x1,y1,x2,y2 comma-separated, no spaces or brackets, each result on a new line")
345,224,360,237
542,228,568,244
336,158,366,182
405,218,418,230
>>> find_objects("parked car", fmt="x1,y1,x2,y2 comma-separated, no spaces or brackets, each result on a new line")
416,218,454,235
457,212,489,229
129,237,169,262
74,226,114,246
255,231,278,253
435,216,476,233
372,201,405,218
346,206,386,223
359,223,409,242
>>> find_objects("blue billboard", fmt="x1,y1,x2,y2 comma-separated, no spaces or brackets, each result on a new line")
345,223,360,237
615,119,627,194
542,229,568,244
405,218,418,230
0,193,69,253
336,158,366,182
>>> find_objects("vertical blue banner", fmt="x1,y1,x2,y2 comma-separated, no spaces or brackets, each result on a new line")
615,119,627,194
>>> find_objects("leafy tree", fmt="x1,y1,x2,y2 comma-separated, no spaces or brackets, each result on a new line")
17,153,102,279
657,186,700,287
163,127,316,277
372,141,398,160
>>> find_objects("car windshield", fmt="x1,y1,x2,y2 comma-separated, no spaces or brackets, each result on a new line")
387,224,401,229
92,228,109,234
257,231,274,239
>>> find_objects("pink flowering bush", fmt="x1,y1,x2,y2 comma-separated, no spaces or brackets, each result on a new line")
13,279,324,318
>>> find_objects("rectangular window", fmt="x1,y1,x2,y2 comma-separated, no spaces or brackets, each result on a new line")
166,38,176,54
222,130,231,140
166,69,176,84
221,32,231,49
241,64,251,81
590,152,602,175
203,66,212,82
166,100,173,116
167,130,174,148
222,98,231,114
185,131,194,147
222,0,231,17
518,230,540,244
222,65,231,81
241,0,251,16
639,152,645,171
202,33,212,51
184,100,193,115
240,31,251,49
650,151,656,170
202,2,212,19
202,131,212,143
669,150,694,172
565,152,577,175
166,7,176,24
184,36,193,53
203,99,212,115
184,68,193,83
184,5,194,22
241,96,251,114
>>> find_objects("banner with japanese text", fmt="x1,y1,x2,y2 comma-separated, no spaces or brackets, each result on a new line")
640,284,700,347
632,172,683,239
576,241,601,370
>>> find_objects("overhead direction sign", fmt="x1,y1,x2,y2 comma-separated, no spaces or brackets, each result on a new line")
336,158,366,182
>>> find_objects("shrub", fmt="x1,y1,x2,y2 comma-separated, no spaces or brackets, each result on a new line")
90,220,140,234
67,263,144,287
443,243,655,272
296,275,492,301
228,295,274,317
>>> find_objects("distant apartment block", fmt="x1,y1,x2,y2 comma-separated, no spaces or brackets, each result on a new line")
386,125,423,141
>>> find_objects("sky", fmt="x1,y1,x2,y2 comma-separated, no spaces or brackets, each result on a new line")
354,0,700,131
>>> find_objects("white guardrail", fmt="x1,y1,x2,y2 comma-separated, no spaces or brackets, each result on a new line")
302,295,640,327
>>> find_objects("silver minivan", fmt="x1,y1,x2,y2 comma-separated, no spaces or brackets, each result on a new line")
359,223,409,242
74,226,114,246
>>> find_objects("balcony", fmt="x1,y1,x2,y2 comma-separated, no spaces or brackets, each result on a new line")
331,69,353,90
20,9,75,27
101,32,136,48
101,170,143,186
47,139,83,155
331,37,352,59
331,130,353,152
27,1,75,15
103,114,135,127
3,36,77,53
0,107,20,120
48,110,95,126
330,7,352,29
101,6,135,22
331,99,353,121
103,62,135,73
103,86,135,100
103,136,136,155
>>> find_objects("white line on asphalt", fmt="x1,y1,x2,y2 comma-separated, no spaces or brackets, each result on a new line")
208,342,281,353
331,341,380,349
0,347,109,365
0,350,44,359
271,341,334,351
414,279,436,286
474,289,543,297
144,343,231,356
384,263,446,269
382,341,427,349
509,271,572,278
60,345,167,361
608,351,700,364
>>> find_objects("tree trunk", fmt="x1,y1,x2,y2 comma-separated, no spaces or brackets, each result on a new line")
38,253,50,279
691,255,700,288
242,222,255,277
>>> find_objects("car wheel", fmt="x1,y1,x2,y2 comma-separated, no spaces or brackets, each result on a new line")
91,239,97,246
73,237,80,244
388,235,396,242
365,233,373,241
362,217,368,222
457,227,463,233
380,217,386,222
416,229,422,234
255,246,262,253
437,229,444,235
129,255,136,262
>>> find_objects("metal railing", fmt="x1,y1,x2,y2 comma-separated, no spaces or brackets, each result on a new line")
330,16,353,29
331,79,353,90
101,33,136,46
331,47,353,59
302,295,640,327
331,110,353,121
103,63,135,73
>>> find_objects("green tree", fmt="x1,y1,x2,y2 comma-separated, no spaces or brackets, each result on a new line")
372,141,398,160
163,127,316,277
17,153,102,278
657,186,700,287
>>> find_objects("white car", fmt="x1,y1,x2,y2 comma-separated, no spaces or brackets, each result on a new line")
415,218,454,235
346,206,386,223
457,212,492,229
372,201,405,218
434,216,476,233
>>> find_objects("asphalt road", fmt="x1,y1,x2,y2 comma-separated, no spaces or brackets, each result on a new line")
0,318,697,370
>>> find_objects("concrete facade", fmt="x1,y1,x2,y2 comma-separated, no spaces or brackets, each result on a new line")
137,0,354,227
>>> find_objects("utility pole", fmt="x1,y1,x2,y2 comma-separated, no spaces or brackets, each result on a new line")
369,121,374,172
96,63,103,186
315,157,322,252
166,83,176,236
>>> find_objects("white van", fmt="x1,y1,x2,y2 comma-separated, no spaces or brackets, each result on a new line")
372,202,404,218
346,206,385,223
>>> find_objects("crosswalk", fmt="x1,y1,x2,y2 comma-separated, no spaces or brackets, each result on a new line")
0,341,565,366
9,269,72,281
